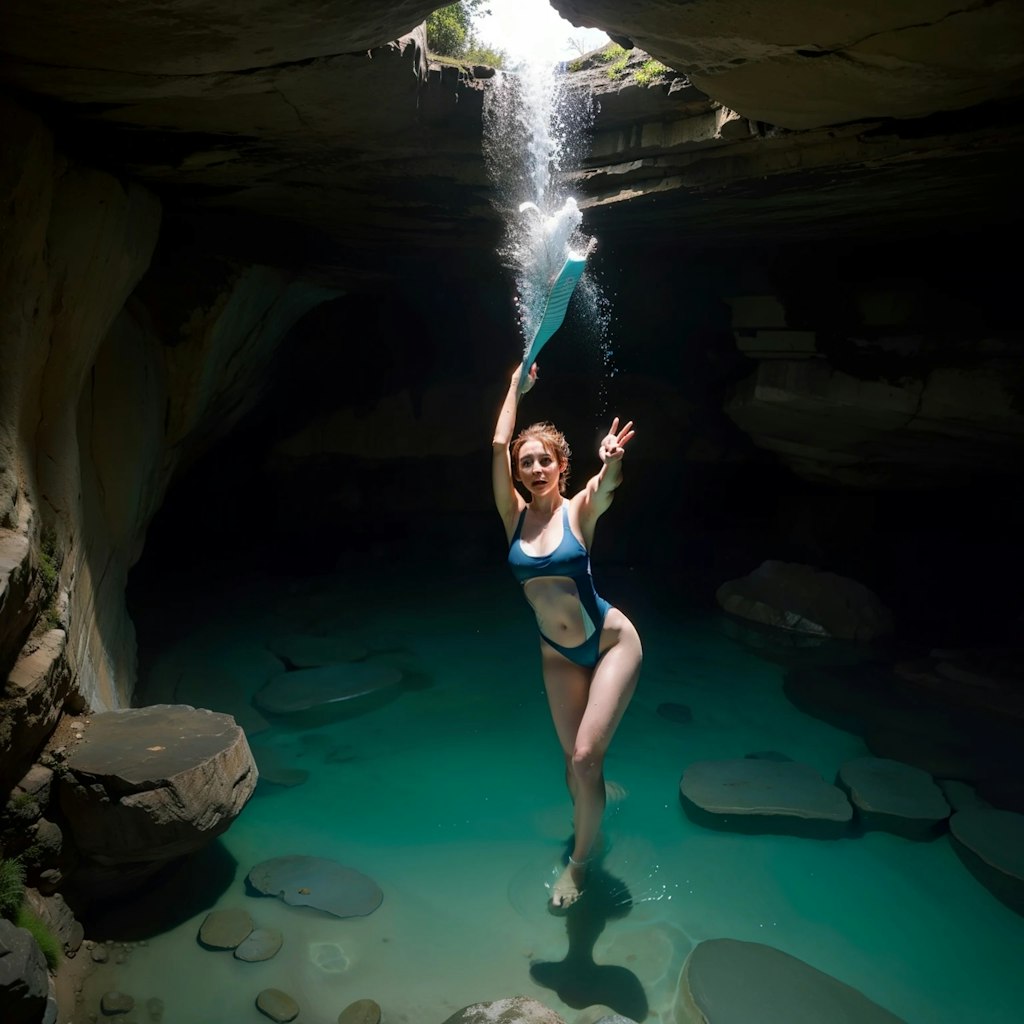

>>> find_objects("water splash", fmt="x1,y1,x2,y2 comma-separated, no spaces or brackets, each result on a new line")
483,55,612,375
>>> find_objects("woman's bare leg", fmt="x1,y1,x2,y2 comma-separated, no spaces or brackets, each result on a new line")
541,611,642,907
540,644,590,797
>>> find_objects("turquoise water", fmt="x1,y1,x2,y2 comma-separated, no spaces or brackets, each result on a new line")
102,560,1024,1024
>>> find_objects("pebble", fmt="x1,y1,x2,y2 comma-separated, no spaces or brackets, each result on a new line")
256,988,300,1023
338,998,382,1024
100,991,135,1014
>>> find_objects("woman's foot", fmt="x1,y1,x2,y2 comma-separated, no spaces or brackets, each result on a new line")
550,857,587,910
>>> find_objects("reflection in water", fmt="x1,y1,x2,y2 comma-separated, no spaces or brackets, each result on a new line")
529,864,649,1021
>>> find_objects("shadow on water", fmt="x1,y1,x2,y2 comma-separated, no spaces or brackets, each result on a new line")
80,839,238,941
529,864,649,1021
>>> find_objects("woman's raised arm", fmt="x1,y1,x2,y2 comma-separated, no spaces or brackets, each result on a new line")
491,363,535,534
578,416,635,537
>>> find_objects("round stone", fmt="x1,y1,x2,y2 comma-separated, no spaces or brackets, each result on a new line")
198,908,254,950
257,988,299,1023
338,998,382,1024
234,928,283,962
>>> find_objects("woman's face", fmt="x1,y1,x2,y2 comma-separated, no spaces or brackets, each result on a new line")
517,439,563,495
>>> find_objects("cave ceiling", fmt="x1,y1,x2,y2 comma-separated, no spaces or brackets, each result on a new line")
1,1,1022,279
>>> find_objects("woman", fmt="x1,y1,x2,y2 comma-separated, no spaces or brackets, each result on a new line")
492,361,642,909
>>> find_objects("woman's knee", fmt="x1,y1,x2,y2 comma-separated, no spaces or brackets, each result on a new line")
570,744,604,783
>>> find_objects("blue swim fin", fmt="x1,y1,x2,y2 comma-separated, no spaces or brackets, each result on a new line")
519,252,588,393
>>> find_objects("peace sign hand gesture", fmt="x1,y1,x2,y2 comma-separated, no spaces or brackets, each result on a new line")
599,417,635,464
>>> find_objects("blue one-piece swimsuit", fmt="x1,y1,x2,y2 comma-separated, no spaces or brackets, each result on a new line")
508,504,612,668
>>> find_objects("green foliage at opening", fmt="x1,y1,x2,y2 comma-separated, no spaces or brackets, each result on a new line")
38,530,59,591
464,41,506,66
34,529,65,632
599,43,632,79
427,4,468,56
593,43,628,65
426,2,505,67
15,906,61,970
0,856,26,918
635,58,671,85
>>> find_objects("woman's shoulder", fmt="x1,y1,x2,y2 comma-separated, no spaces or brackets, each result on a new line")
567,491,589,523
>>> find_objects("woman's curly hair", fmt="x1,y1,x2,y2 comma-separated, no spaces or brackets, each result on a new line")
511,422,571,494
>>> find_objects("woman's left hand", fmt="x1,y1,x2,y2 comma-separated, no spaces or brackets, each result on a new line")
599,417,635,463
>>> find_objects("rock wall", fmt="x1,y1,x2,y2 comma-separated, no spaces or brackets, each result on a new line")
552,0,1024,129
0,94,336,790
0,94,161,783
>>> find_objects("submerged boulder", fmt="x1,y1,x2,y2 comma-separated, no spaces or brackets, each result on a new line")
59,705,257,895
716,560,893,642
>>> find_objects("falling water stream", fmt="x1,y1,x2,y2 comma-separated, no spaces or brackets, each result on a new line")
482,56,611,377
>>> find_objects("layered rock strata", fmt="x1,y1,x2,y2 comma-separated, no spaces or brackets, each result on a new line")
552,1,1024,129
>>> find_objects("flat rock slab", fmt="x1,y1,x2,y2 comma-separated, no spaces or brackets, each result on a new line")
257,988,299,1023
837,757,950,839
949,807,1024,916
66,704,248,785
267,633,369,668
198,908,254,950
235,928,283,962
338,998,382,1024
680,759,852,838
253,664,401,715
441,997,566,1024
59,705,257,866
247,855,382,918
676,939,905,1023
